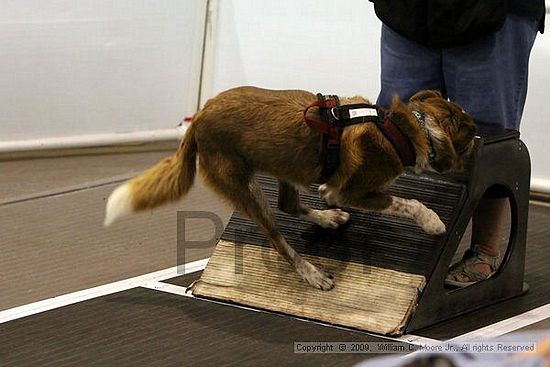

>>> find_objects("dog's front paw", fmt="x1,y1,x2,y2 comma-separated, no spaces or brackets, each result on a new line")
298,261,334,291
306,209,350,229
418,208,446,235
318,184,341,206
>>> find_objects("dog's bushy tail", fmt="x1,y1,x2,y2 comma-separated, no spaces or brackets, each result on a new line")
104,124,197,226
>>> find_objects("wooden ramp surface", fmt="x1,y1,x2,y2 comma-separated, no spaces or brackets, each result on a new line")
192,240,426,336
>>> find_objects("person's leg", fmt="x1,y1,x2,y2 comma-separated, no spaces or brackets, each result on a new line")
377,24,445,107
471,199,508,258
443,15,539,285
449,198,508,284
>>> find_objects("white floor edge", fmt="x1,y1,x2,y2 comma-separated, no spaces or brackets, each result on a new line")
0,258,208,324
2,256,548,346
449,303,550,342
144,281,550,345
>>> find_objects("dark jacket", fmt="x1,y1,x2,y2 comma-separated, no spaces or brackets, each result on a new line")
370,0,545,48
508,0,546,32
508,0,546,29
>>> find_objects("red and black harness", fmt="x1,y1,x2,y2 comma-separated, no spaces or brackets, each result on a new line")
303,93,416,181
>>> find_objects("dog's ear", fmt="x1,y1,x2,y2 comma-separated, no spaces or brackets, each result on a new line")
409,90,443,102
429,102,477,173
432,157,455,172
454,115,477,156
445,101,477,157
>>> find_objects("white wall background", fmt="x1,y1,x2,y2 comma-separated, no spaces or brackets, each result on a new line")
207,0,550,191
0,0,206,144
208,0,380,99
0,0,548,190
522,15,550,191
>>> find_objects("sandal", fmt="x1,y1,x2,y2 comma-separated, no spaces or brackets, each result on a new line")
445,245,500,288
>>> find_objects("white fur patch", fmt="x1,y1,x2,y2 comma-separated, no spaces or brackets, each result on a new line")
104,183,133,227
301,208,350,229
417,207,446,235
318,184,342,206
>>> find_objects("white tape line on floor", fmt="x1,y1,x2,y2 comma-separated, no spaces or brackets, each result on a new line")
449,303,550,341
0,258,208,324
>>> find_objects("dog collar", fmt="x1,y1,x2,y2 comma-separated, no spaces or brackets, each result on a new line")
377,112,416,168
412,110,436,164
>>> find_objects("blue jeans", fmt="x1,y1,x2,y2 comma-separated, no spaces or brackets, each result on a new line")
377,15,539,136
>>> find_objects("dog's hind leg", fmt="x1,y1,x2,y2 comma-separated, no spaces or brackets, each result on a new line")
278,180,349,229
200,160,334,290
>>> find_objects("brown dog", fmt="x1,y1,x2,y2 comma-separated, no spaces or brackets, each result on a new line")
104,87,476,290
